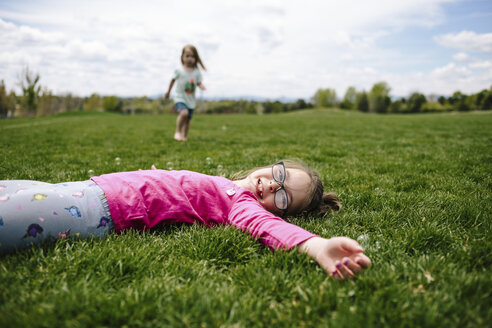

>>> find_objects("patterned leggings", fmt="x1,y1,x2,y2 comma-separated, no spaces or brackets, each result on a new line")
0,180,114,254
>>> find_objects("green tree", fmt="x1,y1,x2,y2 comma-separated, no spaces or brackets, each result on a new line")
62,93,83,112
368,82,391,113
421,101,447,112
0,80,9,117
18,66,41,116
294,98,309,110
480,88,492,110
8,91,17,117
449,91,470,111
407,92,427,113
151,98,163,114
84,93,102,111
389,99,404,113
341,86,357,109
474,88,492,110
312,88,337,108
103,96,121,112
356,91,369,112
271,101,283,113
37,88,57,117
133,96,151,112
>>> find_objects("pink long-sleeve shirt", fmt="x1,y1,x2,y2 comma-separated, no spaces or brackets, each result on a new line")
91,170,316,249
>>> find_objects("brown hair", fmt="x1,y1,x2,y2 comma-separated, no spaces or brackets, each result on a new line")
181,44,206,71
230,159,341,216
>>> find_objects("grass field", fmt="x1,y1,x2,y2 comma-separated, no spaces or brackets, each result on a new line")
0,109,491,327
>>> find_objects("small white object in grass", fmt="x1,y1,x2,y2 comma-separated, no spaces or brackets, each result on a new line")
115,157,121,165
205,157,212,165
88,169,95,177
217,164,223,173
167,162,173,170
222,125,227,131
357,234,370,248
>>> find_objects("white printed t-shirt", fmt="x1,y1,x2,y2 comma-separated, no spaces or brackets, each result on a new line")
173,67,203,109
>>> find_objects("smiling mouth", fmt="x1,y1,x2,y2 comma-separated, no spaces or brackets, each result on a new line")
256,178,264,200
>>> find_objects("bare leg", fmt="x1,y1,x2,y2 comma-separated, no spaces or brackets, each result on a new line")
182,118,191,141
174,110,189,141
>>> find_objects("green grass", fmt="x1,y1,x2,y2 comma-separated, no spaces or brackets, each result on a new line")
0,109,491,327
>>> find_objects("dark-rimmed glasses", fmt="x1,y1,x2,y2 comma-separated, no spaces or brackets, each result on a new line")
272,161,289,215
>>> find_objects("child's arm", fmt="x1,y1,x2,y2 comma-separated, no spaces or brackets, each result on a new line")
197,82,206,90
164,79,175,99
298,236,371,280
227,199,371,279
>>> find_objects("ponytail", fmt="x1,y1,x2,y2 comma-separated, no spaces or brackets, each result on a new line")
298,167,342,216
319,192,342,214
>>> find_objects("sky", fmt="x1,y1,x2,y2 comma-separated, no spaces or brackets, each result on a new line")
0,0,491,100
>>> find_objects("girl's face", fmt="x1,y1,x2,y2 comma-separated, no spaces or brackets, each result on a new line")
182,48,196,67
246,167,311,216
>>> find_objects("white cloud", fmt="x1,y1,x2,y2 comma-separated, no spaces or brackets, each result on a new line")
0,0,490,98
450,52,492,71
453,52,470,62
67,40,110,61
432,62,471,77
385,61,492,96
469,60,492,69
435,30,492,53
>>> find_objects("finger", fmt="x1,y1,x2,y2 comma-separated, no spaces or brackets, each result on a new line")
330,269,342,280
353,254,372,268
322,262,341,280
342,257,362,274
340,237,365,254
336,261,355,279
151,165,157,170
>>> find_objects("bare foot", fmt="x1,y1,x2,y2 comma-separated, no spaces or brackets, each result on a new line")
174,132,183,141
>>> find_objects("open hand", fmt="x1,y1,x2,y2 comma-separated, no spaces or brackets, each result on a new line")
298,236,371,280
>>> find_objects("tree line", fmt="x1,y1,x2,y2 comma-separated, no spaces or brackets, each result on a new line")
0,67,312,118
313,82,492,113
1,67,491,118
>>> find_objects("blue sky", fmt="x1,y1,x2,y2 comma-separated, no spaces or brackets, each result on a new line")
0,0,491,99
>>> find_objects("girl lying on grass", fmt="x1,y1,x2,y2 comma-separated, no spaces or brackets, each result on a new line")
0,160,371,279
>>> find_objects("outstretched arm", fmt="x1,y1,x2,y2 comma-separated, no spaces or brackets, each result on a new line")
227,199,371,279
164,79,175,99
298,236,371,280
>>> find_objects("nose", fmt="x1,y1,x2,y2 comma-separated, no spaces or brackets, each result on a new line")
269,180,281,193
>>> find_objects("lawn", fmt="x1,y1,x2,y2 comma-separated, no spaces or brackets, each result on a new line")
0,109,491,327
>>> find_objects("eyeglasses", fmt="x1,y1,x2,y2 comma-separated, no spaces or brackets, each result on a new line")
272,161,289,215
